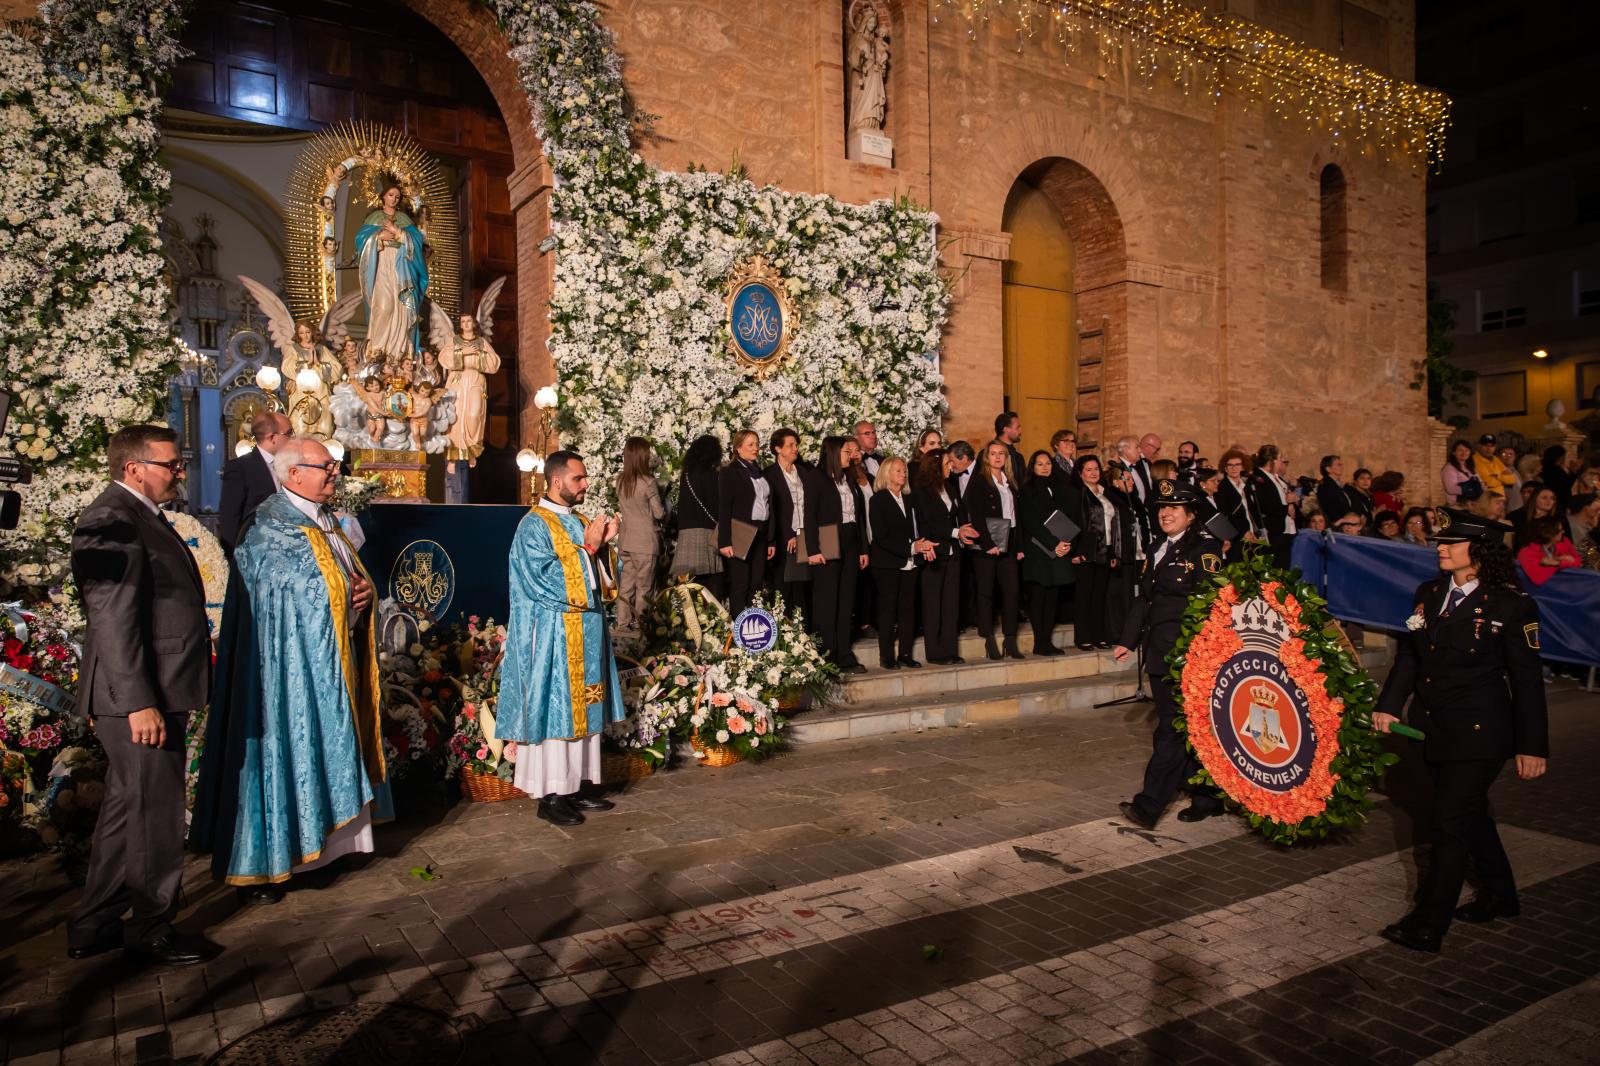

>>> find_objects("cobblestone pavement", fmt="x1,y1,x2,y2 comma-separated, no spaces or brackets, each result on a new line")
1,679,1597,1065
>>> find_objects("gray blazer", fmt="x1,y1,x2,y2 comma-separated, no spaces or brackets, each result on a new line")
616,477,667,554
70,484,212,717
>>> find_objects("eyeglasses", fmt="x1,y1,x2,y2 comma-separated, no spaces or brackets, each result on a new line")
294,461,341,474
133,458,187,473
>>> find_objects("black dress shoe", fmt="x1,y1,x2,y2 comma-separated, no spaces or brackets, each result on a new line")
844,661,868,675
949,655,966,664
537,795,585,826
125,934,212,967
879,658,901,670
985,639,1002,661
67,937,121,960
237,885,283,906
1380,922,1442,953
1118,801,1157,831
898,657,922,669
569,794,615,812
1075,642,1094,652
1034,644,1064,657
1096,641,1112,650
1004,642,1025,660
1176,801,1222,823
1455,895,1520,923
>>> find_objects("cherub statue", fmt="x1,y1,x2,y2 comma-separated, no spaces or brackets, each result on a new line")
408,382,437,450
338,337,364,382
238,276,361,442
360,376,390,442
429,277,506,472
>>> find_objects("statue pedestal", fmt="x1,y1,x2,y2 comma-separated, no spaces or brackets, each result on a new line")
847,128,894,168
354,448,428,503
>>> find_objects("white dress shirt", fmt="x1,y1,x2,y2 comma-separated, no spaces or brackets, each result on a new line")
748,469,771,522
837,478,857,524
115,481,161,514
1440,577,1479,617
285,489,356,576
258,446,281,489
781,464,805,533
1151,534,1181,569
994,473,1015,526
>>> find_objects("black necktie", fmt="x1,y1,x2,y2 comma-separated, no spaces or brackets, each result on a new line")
1441,586,1465,617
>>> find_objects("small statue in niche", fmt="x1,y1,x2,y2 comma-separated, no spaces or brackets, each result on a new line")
846,0,889,132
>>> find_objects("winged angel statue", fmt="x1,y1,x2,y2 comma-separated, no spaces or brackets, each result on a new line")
427,277,506,471
238,276,361,441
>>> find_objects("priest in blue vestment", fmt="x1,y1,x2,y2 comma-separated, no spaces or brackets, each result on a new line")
497,450,626,826
191,437,389,902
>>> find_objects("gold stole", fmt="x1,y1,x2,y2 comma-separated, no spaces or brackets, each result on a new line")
302,525,386,785
528,507,605,737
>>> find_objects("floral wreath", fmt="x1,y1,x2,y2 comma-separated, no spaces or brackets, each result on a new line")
1171,550,1395,845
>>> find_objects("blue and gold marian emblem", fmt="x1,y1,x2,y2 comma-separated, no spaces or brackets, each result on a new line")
725,256,796,380
389,539,455,623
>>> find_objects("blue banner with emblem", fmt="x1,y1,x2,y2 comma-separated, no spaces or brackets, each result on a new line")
356,504,528,626
1290,530,1600,667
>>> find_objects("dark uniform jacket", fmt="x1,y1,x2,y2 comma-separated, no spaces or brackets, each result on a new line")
1375,577,1549,761
1116,526,1223,676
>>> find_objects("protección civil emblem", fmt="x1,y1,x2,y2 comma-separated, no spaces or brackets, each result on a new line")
724,256,796,380
389,539,455,623
732,606,779,654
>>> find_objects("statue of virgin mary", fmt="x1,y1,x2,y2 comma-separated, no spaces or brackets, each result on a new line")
355,182,428,359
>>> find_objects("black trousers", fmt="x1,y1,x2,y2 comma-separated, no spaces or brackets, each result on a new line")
1413,758,1516,934
693,570,727,602
70,711,189,949
1028,584,1060,650
854,566,877,636
1130,675,1221,822
874,565,918,662
724,530,768,617
1074,562,1111,645
811,522,861,664
1268,531,1295,571
957,549,977,630
920,556,960,661
973,552,1019,642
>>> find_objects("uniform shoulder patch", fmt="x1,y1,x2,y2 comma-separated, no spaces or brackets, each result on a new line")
1200,553,1222,574
1523,622,1540,650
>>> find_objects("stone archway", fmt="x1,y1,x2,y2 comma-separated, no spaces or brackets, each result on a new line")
395,0,553,475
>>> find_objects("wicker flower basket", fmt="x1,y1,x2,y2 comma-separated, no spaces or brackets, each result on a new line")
690,735,744,768
602,749,656,783
459,768,526,803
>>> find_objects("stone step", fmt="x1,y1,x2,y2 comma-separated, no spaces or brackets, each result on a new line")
790,673,1142,744
847,626,1072,665
838,647,1116,705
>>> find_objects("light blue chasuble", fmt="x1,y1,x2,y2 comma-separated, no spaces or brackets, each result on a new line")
194,491,390,885
495,500,625,745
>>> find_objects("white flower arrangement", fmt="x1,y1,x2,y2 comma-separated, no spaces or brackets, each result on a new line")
0,0,188,587
166,511,228,635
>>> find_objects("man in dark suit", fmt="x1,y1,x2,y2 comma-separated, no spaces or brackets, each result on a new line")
217,411,291,555
995,412,1026,486
67,425,214,966
1116,436,1154,513
947,441,979,630
1372,507,1547,953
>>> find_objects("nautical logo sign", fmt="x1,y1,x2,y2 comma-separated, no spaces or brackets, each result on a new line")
390,539,455,623
732,606,779,654
725,256,796,380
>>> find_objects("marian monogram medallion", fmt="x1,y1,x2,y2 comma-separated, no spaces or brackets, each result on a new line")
724,256,796,380
389,539,456,623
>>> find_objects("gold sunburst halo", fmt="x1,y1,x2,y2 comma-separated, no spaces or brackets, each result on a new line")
285,120,461,326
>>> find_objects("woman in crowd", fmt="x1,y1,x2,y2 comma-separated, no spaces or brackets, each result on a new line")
717,428,775,616
1070,454,1130,651
1214,448,1260,560
1401,506,1433,546
1441,439,1482,505
670,434,724,598
1306,511,1328,532
1516,516,1581,587
910,447,964,665
765,427,817,617
1020,450,1075,657
1104,460,1143,625
963,439,1024,660
1372,470,1406,514
614,436,666,637
868,457,933,670
807,436,869,673
1511,485,1560,549
907,428,943,483
1050,430,1078,487
1369,510,1403,540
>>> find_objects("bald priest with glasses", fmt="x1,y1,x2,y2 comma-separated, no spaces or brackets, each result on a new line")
192,437,390,903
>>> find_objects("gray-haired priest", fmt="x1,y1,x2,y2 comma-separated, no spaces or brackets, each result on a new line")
495,450,626,827
192,437,390,904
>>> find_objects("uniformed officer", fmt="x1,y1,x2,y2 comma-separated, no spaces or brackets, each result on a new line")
1372,506,1548,954
1114,479,1226,829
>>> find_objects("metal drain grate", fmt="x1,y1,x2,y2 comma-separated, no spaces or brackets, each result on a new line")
208,1003,463,1065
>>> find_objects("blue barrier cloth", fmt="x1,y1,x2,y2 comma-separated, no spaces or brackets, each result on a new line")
1289,530,1600,667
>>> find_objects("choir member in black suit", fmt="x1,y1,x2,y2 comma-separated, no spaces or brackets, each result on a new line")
807,436,869,673
1248,443,1299,569
1020,451,1076,657
717,429,776,617
906,428,943,485
1215,448,1263,562
947,440,979,630
1070,455,1134,650
964,440,1024,660
673,434,725,600
911,448,967,665
764,427,819,618
1049,430,1078,489
868,458,933,670
995,412,1028,488
1316,454,1353,523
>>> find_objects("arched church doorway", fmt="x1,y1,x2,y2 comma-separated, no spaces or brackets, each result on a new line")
1001,158,1126,456
160,0,533,507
